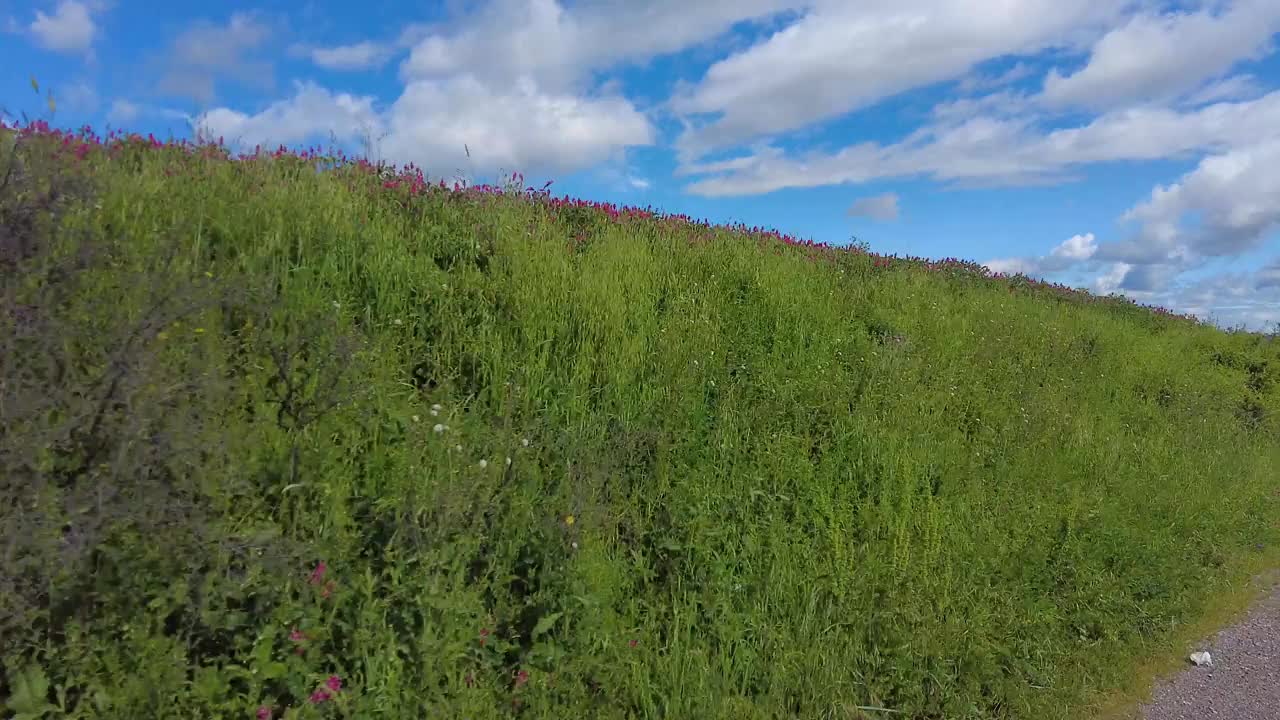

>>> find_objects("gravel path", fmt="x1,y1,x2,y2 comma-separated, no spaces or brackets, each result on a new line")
1139,571,1280,720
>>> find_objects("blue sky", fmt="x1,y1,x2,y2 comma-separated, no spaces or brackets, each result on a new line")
3,0,1280,331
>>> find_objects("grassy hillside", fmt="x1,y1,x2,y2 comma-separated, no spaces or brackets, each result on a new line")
1,119,1277,720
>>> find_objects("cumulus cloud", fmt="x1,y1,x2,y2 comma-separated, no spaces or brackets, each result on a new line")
679,90,1280,196
59,80,98,113
155,12,275,105
29,0,97,54
846,192,900,220
310,42,389,71
1182,74,1267,106
193,81,382,150
670,0,1129,159
194,76,654,178
107,99,139,125
380,75,654,175
1039,0,1280,111
1118,136,1280,260
400,0,800,95
983,232,1097,276
1150,267,1280,331
1257,258,1280,290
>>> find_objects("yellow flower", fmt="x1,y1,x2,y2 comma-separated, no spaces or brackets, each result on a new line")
565,514,575,526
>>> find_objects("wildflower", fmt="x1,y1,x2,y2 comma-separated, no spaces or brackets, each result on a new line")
479,459,488,469
515,669,530,688
412,415,420,423
455,444,462,452
326,675,342,692
309,562,327,585
393,318,403,325
433,423,445,433
431,403,442,412
521,438,529,447
256,706,272,720
565,514,575,526
506,456,512,466
309,689,331,704
290,628,306,642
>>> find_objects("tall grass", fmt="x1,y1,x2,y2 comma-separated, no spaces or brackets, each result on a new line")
0,115,1277,720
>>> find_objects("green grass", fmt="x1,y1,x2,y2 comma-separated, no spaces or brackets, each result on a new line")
0,117,1277,720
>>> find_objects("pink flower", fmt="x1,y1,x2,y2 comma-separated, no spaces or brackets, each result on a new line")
289,628,306,643
326,675,342,692
308,561,327,585
256,706,272,720
309,689,332,704
515,669,529,688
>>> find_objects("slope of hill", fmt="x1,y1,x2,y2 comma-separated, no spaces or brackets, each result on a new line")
1,120,1277,720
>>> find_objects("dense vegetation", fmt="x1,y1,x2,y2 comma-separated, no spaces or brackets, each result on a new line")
1,116,1277,720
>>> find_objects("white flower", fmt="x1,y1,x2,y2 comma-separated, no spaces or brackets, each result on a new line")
521,438,529,447
411,415,420,423
433,424,445,433
506,456,512,466
479,459,488,469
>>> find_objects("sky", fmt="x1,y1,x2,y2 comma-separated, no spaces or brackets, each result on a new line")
3,0,1280,332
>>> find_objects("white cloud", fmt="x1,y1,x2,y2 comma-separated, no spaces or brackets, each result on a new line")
1118,136,1280,260
107,99,139,125
679,90,1280,196
983,231,1096,276
983,257,1036,276
1182,74,1267,107
1050,232,1097,262
973,137,1280,298
59,80,98,113
670,0,1129,159
1147,266,1280,331
195,76,655,178
957,61,1037,94
29,0,96,53
380,75,654,175
1092,261,1132,295
1040,0,1280,111
311,42,389,71
846,192,900,221
194,81,382,150
400,0,802,95
1257,258,1280,290
155,12,274,105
